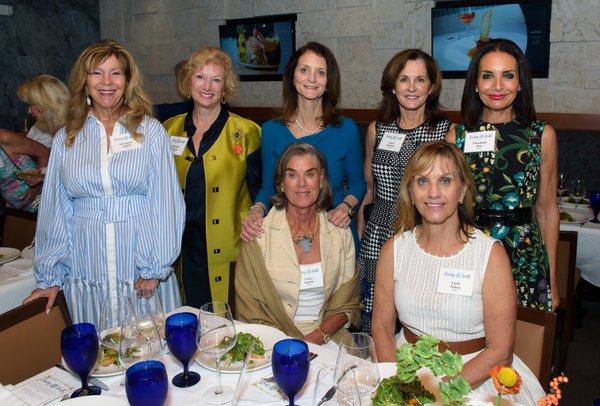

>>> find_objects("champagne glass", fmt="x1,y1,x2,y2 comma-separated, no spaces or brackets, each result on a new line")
165,312,201,387
125,360,169,406
198,302,237,404
61,323,102,398
99,295,138,391
570,178,586,205
589,191,600,223
132,287,166,354
334,333,380,406
557,172,569,198
272,339,310,406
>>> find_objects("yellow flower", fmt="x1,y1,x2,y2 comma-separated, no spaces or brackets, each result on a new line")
483,167,490,173
498,367,518,386
471,163,476,169
490,365,522,395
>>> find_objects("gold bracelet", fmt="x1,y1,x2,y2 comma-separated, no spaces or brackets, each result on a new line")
316,326,330,344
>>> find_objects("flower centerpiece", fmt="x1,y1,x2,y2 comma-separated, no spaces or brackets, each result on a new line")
373,335,471,406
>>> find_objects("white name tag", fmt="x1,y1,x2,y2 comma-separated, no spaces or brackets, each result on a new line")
170,136,188,156
463,130,496,153
111,130,142,153
378,131,406,152
299,263,324,290
436,267,474,296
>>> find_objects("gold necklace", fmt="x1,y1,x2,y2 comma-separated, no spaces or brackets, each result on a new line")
290,211,319,253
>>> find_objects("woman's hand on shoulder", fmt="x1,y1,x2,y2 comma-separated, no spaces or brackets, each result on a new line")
241,206,265,242
23,286,60,314
327,204,351,229
445,123,458,143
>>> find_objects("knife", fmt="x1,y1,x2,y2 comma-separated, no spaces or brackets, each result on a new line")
54,363,110,391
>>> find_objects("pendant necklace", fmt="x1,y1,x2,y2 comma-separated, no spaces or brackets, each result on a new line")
290,211,319,253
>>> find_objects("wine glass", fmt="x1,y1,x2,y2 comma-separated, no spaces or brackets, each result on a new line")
557,172,569,199
457,7,475,39
589,191,600,223
570,178,586,202
312,365,360,406
272,338,310,406
61,323,102,398
99,295,138,390
132,287,166,354
334,333,380,406
165,312,201,387
198,302,237,404
125,360,169,406
120,316,164,371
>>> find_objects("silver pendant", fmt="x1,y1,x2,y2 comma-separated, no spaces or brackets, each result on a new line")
299,236,312,253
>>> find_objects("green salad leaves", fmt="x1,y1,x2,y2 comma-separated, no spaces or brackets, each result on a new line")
220,332,266,365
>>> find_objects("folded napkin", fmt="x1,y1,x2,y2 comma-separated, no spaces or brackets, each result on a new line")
0,383,28,406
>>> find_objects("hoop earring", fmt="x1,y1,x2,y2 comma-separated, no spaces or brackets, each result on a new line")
220,95,226,104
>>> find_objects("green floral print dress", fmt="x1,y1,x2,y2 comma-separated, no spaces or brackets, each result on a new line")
455,120,552,311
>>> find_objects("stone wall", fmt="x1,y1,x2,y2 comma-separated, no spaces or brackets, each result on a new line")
100,0,600,114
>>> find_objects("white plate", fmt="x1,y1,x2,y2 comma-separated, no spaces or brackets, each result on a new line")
559,197,590,208
62,348,125,378
0,247,21,264
560,211,591,224
196,323,287,373
60,396,128,405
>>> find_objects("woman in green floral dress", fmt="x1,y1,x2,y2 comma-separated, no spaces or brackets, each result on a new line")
447,39,559,311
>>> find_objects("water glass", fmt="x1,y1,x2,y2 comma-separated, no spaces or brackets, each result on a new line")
272,339,310,406
61,323,102,398
312,365,360,406
589,190,600,223
335,333,379,405
165,312,201,387
125,360,168,406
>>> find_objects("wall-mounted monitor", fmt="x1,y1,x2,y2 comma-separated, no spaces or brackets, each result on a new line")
431,0,551,78
219,13,297,81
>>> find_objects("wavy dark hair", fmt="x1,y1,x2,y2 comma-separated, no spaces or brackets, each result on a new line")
278,42,341,127
461,38,535,129
378,49,446,126
394,141,475,243
270,143,333,210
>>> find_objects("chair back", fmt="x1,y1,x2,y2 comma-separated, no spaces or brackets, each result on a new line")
556,230,578,302
514,305,556,388
0,291,72,384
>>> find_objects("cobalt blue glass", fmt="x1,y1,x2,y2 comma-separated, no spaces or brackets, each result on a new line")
165,312,200,387
125,360,168,406
589,191,600,223
272,339,310,406
60,323,102,397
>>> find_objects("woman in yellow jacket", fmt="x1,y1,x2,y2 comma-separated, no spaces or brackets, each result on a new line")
163,47,261,308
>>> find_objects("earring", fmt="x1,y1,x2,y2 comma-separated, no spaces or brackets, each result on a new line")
459,199,463,205
281,185,285,193
319,183,323,190
86,95,92,106
187,90,191,99
475,87,479,93
220,95,226,104
411,200,415,206
392,89,396,94
517,86,521,92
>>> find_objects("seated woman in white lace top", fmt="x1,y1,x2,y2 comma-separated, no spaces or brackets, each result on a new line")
371,141,545,403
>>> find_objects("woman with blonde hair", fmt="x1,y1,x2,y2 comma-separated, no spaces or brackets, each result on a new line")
24,39,185,326
163,47,261,308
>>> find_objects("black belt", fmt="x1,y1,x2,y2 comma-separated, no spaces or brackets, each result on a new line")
474,207,532,228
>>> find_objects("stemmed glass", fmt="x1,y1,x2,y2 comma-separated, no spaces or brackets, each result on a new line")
132,287,166,354
570,178,586,204
198,302,237,404
457,7,475,39
589,191,600,223
99,295,138,390
60,323,102,398
312,365,360,406
165,312,201,387
557,172,569,199
272,338,310,406
125,360,169,406
120,316,164,369
334,333,380,406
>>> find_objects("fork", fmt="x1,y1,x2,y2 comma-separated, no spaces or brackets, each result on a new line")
59,388,89,402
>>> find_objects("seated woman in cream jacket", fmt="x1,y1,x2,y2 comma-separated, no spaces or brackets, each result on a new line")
235,143,362,345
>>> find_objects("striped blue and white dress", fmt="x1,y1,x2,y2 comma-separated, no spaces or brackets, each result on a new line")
34,114,185,326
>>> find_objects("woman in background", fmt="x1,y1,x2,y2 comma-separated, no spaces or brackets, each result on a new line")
241,42,365,248
357,49,453,333
163,47,261,308
25,40,185,325
447,39,559,311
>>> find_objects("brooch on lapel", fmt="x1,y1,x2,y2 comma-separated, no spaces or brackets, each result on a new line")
233,130,243,155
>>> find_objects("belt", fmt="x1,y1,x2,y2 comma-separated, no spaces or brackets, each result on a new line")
474,207,532,229
403,328,486,355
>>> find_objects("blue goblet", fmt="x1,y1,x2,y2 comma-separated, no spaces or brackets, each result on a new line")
589,191,600,223
125,360,168,406
272,339,310,406
165,312,201,387
60,323,102,398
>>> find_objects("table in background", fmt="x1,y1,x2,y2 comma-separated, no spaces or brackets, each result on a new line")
0,258,36,315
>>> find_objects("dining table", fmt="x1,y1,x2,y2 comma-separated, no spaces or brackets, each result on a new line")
0,254,36,315
1,305,525,406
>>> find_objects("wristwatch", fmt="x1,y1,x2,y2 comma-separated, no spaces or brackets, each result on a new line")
316,326,330,344
340,201,355,218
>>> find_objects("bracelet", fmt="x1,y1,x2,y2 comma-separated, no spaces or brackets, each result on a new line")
249,204,265,217
315,326,330,344
340,201,355,217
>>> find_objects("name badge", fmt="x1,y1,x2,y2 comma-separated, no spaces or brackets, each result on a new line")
299,263,324,290
377,131,406,152
111,130,142,153
436,267,474,296
463,130,496,153
170,136,188,156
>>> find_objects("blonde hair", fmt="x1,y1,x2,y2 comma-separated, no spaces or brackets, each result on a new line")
177,47,238,103
394,141,475,241
16,74,70,134
65,39,153,147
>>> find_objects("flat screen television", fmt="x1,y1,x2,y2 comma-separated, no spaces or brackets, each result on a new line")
219,13,297,81
431,0,551,78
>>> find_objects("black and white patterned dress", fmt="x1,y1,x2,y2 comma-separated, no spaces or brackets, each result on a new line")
357,119,451,333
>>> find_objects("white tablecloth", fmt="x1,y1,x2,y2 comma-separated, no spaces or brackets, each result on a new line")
559,205,600,287
0,258,36,315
